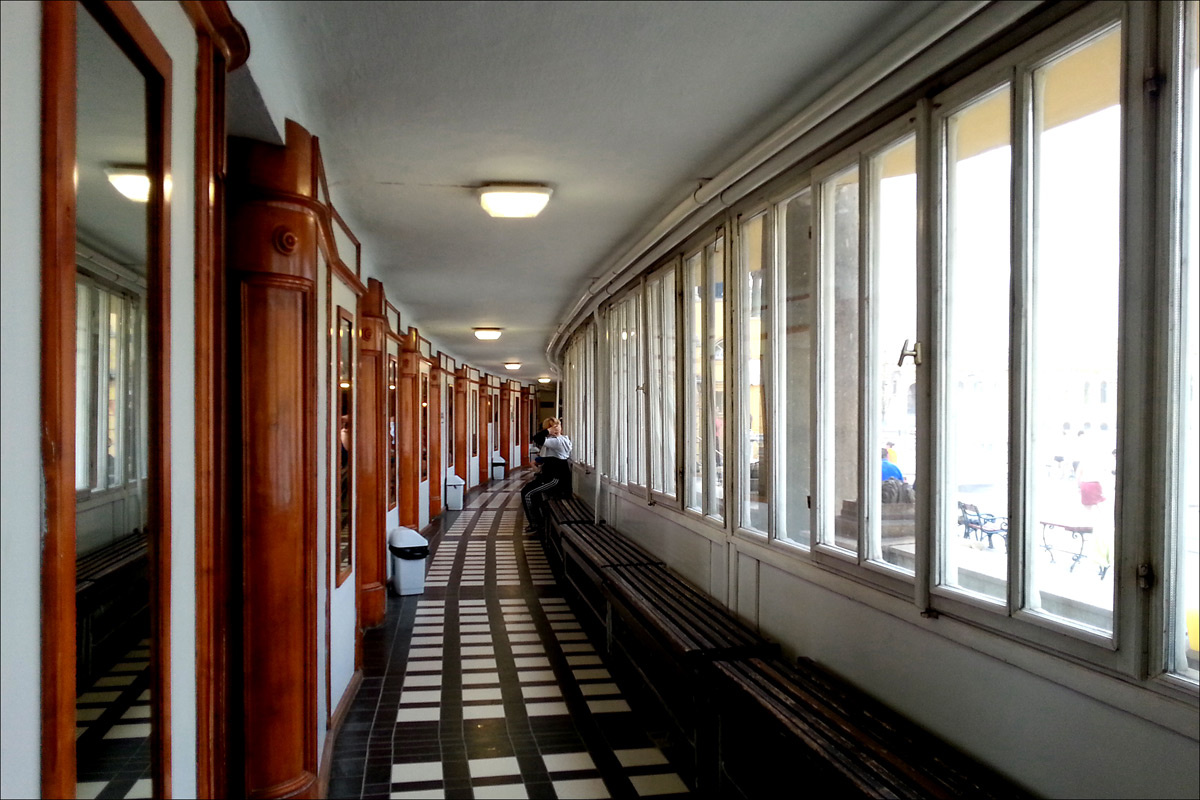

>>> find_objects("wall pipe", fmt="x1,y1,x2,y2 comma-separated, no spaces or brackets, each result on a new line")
546,0,992,366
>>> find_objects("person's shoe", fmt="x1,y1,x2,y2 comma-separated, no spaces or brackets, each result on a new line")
524,524,538,532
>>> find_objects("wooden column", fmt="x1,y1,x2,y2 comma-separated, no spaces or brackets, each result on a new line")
226,120,318,800
455,368,469,481
356,279,387,628
429,368,443,517
499,387,512,477
398,335,421,529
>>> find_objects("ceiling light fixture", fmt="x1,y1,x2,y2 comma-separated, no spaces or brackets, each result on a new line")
477,183,552,218
474,328,502,340
105,166,150,203
537,377,551,384
504,362,521,370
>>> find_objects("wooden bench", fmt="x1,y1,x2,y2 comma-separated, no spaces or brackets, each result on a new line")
76,529,150,690
558,522,662,625
713,656,1027,799
598,562,779,790
542,495,599,567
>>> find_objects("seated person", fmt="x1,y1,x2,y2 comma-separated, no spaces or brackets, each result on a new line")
881,446,904,482
531,417,555,464
522,418,573,533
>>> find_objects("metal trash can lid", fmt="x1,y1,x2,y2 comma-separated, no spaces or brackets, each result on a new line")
491,457,506,465
446,475,465,486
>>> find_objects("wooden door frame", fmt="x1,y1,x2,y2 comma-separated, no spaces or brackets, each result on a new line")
181,2,248,796
41,2,173,796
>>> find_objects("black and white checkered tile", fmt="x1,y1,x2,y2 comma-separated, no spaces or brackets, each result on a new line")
330,471,691,799
75,641,153,800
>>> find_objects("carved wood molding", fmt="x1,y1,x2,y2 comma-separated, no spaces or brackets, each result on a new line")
180,0,249,70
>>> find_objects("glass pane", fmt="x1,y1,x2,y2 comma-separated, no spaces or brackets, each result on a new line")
1174,21,1199,681
630,295,645,487
75,282,94,490
741,213,770,533
707,237,726,520
872,135,917,573
662,267,677,497
649,277,665,493
825,167,860,554
337,312,354,577
942,87,1012,601
420,372,429,481
1027,27,1121,634
686,252,704,511
782,189,814,547
105,294,122,488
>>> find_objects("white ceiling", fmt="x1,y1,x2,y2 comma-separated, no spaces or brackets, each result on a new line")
228,0,942,382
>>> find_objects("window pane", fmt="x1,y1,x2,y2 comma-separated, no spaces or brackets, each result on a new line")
630,294,645,487
740,213,770,533
1174,21,1199,681
1027,27,1121,634
942,87,1012,601
661,267,678,497
75,282,94,490
649,276,664,492
871,135,917,573
824,167,860,554
104,293,121,488
782,189,814,547
686,252,704,512
707,237,726,520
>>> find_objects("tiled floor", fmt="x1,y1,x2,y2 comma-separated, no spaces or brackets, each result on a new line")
330,470,693,799
75,640,154,800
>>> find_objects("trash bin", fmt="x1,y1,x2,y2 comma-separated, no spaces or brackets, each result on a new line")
491,457,506,481
388,527,429,596
445,474,465,511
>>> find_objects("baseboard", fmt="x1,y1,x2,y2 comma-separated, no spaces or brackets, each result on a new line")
317,668,363,798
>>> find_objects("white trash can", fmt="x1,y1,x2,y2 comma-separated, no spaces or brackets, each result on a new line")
445,474,465,511
491,457,506,481
388,527,429,596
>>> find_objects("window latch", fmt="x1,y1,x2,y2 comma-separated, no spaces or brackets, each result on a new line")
898,339,923,367
1137,563,1155,590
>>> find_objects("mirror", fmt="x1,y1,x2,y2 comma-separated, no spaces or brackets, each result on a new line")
72,5,155,798
336,308,355,583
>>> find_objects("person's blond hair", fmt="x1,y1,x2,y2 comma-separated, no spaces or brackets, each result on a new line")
542,417,560,429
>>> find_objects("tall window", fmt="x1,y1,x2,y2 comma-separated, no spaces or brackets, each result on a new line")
781,188,814,547
707,236,726,521
868,133,917,573
388,356,398,509
939,84,1012,603
739,213,771,534
684,250,704,512
1170,5,1198,682
75,276,145,494
648,265,678,497
1024,26,1122,635
818,165,860,555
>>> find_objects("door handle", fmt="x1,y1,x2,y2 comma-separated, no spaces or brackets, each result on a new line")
898,339,923,367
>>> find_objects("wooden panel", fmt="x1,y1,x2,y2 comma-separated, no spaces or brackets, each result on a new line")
237,276,317,799
226,125,320,800
356,313,386,628
429,369,443,517
398,351,421,529
499,388,511,477
40,5,78,796
454,370,469,482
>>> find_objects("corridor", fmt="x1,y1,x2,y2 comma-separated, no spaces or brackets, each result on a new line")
328,471,694,799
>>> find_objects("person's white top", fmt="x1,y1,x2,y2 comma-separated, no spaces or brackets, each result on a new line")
540,434,572,460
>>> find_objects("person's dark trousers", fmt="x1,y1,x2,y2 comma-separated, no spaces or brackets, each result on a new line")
522,474,558,531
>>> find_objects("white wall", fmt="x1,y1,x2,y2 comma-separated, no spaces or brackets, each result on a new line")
601,485,1200,799
131,4,199,795
1,3,46,797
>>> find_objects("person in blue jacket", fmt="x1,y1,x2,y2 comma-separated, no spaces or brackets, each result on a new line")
882,446,904,482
